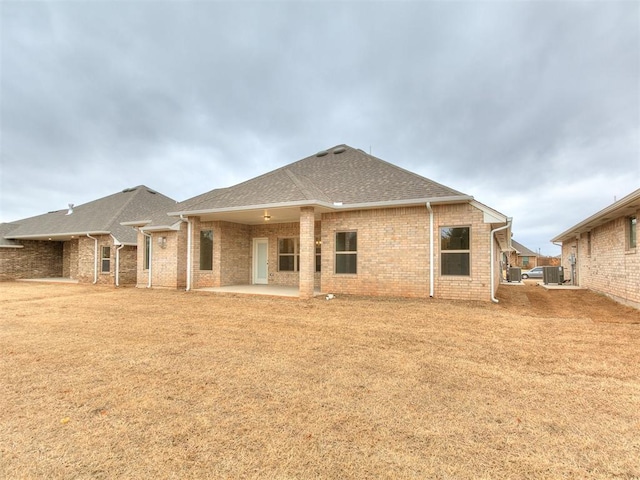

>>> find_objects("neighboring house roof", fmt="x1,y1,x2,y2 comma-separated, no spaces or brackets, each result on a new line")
511,239,537,257
0,223,22,248
166,144,473,224
552,188,640,243
3,186,177,245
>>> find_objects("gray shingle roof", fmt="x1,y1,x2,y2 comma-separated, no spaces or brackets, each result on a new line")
173,144,469,214
511,240,537,256
3,186,177,244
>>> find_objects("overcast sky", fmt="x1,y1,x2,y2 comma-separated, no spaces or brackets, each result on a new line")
1,1,638,255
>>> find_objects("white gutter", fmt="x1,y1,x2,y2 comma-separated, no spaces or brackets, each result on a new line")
115,243,125,287
141,230,152,288
426,202,434,298
490,218,512,303
86,233,99,284
180,215,192,291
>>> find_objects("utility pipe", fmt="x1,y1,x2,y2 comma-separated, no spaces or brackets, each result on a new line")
490,218,512,303
86,233,98,284
426,202,434,298
180,215,192,291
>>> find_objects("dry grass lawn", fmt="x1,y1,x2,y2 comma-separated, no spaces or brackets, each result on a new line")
1,281,639,479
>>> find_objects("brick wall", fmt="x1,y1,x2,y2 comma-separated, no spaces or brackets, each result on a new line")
63,240,78,278
320,204,495,300
136,227,187,289
563,212,639,309
0,241,63,281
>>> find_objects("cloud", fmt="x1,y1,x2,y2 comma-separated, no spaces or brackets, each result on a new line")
1,1,637,256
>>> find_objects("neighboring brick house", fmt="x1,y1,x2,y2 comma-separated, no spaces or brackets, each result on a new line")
126,145,512,301
551,188,639,309
0,186,176,285
509,239,538,268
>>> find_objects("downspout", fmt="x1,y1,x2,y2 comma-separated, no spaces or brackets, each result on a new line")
86,233,98,284
141,230,152,288
180,215,192,291
115,243,125,287
426,202,434,298
490,218,512,303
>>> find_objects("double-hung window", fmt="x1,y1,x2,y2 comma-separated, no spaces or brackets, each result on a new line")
335,231,357,274
143,235,150,270
629,216,637,249
441,227,470,276
278,238,299,272
101,246,111,273
200,230,213,270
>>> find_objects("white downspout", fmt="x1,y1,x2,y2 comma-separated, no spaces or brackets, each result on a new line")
115,243,125,287
141,230,152,288
490,218,512,303
426,202,434,298
86,233,98,284
180,215,192,291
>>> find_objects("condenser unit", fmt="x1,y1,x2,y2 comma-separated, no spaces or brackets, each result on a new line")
509,267,522,282
543,266,561,285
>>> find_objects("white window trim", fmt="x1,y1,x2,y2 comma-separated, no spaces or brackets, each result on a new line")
440,226,471,277
335,231,357,275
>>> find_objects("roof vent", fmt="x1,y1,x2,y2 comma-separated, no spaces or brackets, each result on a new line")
333,146,346,154
316,150,329,157
122,187,135,193
66,204,74,215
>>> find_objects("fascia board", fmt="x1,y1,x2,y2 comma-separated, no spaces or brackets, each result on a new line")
140,222,183,233
168,195,474,217
551,188,640,243
6,230,111,240
120,220,152,227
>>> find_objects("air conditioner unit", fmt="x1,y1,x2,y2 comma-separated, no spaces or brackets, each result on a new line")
543,266,561,285
509,267,521,282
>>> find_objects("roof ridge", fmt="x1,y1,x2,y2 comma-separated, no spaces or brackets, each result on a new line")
104,187,145,232
358,148,468,197
284,169,330,202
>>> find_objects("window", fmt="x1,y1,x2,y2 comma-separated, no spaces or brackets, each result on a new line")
278,238,299,271
143,235,150,270
629,216,637,249
522,256,529,267
315,237,321,273
101,246,111,273
200,230,213,270
441,227,470,276
335,231,357,274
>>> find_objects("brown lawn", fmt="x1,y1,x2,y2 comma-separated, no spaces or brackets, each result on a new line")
1,282,639,479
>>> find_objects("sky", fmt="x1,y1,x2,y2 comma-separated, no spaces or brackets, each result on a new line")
1,1,638,256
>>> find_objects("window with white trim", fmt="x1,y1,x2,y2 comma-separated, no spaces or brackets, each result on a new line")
278,238,299,272
629,216,637,249
335,231,357,274
143,235,150,270
441,227,470,276
101,246,111,273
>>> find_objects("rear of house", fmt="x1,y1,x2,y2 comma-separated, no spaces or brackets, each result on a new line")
127,145,512,301
552,188,639,309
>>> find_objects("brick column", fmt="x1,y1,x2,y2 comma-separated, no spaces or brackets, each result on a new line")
299,207,315,299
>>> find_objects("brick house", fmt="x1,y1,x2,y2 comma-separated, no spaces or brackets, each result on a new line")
509,239,538,268
551,188,639,309
0,186,176,285
126,145,512,301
